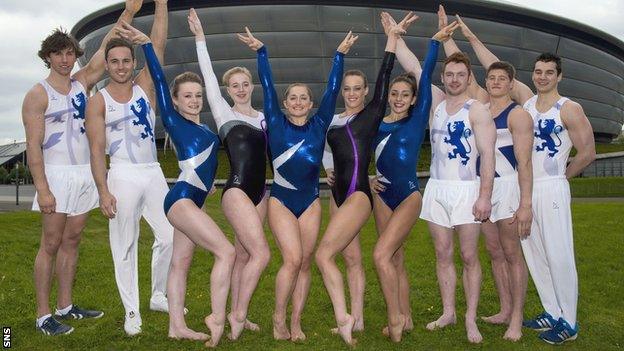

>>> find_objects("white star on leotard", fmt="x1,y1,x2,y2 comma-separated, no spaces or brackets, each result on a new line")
177,143,215,191
273,139,305,190
374,134,391,184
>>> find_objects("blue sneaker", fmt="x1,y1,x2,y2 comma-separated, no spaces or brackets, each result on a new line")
539,318,578,345
36,316,74,336
55,305,104,320
523,312,557,331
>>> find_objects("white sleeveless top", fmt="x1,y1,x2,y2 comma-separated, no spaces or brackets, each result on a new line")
40,79,90,165
524,96,572,179
430,99,478,181
101,84,157,165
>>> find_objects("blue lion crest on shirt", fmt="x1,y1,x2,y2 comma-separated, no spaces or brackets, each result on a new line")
71,92,87,134
444,121,472,165
131,97,154,141
535,119,563,157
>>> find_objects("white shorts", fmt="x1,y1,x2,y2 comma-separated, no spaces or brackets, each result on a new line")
489,174,520,222
32,164,99,216
420,178,480,228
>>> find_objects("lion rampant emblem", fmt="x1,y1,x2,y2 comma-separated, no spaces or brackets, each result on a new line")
444,121,472,165
534,119,563,157
131,97,154,141
71,92,87,134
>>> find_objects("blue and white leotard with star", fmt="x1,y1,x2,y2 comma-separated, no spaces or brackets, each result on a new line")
373,39,439,210
142,43,220,214
257,45,343,217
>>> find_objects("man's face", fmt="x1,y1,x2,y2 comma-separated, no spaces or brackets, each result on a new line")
105,46,135,84
47,47,77,76
442,62,470,96
486,68,513,98
532,60,561,94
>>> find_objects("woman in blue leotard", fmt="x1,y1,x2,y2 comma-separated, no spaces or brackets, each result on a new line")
370,14,458,342
238,27,356,341
119,23,234,347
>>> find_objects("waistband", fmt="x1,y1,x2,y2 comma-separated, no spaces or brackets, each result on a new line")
534,175,567,183
44,163,91,171
492,173,518,182
109,162,161,169
426,178,479,187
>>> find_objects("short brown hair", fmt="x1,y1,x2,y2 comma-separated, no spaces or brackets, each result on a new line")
283,83,313,101
38,28,84,68
170,72,203,98
443,52,472,75
390,73,418,96
222,66,252,86
343,69,368,87
487,61,516,80
105,38,135,61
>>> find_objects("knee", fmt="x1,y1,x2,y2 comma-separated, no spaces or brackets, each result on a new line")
314,247,331,270
283,254,303,273
343,251,362,270
373,247,392,270
435,247,454,266
485,243,505,262
460,249,479,267
235,245,250,263
41,233,63,256
217,245,236,265
300,254,313,272
255,246,271,269
60,232,82,252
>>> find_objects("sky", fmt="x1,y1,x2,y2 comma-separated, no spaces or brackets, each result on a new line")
1,0,623,145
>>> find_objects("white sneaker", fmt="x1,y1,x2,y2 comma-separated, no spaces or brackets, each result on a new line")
124,311,142,336
149,293,188,314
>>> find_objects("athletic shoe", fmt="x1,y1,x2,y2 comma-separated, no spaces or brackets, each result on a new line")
124,311,142,336
539,318,578,345
523,312,557,331
36,316,74,336
149,293,188,314
55,305,104,320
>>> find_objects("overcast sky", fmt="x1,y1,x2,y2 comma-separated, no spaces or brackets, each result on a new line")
1,0,623,144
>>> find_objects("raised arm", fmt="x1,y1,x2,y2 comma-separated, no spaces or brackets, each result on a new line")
410,39,439,129
189,8,231,127
22,86,54,213
134,0,168,97
455,15,533,104
75,0,143,91
562,101,596,178
85,93,117,219
470,101,495,221
508,108,534,237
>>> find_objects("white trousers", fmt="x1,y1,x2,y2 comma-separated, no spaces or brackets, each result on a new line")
107,163,173,314
521,176,578,326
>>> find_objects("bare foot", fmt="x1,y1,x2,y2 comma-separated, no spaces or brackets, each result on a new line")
503,326,522,341
404,315,414,331
481,312,510,325
426,314,456,331
388,315,406,342
290,327,306,342
204,314,225,347
245,319,260,331
273,315,290,340
466,319,483,344
353,317,364,332
227,313,246,340
168,326,209,340
337,314,357,346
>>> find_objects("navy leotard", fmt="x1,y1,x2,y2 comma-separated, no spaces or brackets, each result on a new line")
373,39,439,210
142,43,220,214
257,45,344,217
325,52,395,207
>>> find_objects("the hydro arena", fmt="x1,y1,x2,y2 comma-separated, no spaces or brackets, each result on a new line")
71,0,624,143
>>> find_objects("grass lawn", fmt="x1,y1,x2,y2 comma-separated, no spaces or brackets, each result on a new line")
0,199,622,350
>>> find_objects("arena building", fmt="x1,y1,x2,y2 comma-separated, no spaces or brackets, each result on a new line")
72,0,624,142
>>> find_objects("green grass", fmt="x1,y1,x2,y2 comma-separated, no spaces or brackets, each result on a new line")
1,198,622,350
569,177,624,197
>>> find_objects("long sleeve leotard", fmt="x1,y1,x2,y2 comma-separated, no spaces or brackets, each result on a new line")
142,43,220,214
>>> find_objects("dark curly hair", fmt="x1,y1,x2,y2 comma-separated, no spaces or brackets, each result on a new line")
38,28,83,69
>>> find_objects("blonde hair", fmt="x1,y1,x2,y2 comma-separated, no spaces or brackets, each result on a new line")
283,83,313,101
222,66,252,86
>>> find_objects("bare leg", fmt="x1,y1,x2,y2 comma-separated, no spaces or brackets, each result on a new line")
55,213,88,309
268,198,302,340
457,223,483,344
373,192,421,342
497,218,528,341
222,189,270,340
290,200,321,341
167,200,235,347
34,212,67,317
426,222,457,331
315,192,371,346
481,221,512,324
167,229,208,340
393,247,413,331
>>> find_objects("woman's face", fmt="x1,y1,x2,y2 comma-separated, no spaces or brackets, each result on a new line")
388,81,415,116
226,72,254,105
341,74,368,110
283,85,313,119
173,82,203,119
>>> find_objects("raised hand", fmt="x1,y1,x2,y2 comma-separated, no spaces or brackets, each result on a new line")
237,27,264,51
455,15,477,41
396,11,419,33
337,31,359,54
433,21,460,42
188,8,205,38
380,12,397,36
116,20,150,45
125,0,143,15
437,5,448,30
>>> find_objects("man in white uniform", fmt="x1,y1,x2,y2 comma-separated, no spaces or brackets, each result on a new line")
86,0,173,336
21,0,142,336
